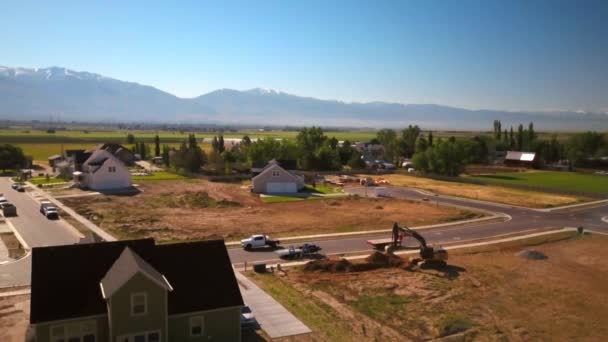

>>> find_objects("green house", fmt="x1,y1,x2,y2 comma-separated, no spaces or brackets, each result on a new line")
29,238,244,342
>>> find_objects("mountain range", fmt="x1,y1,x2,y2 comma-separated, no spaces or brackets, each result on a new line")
1,65,606,130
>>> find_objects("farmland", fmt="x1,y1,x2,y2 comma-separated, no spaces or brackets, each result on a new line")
60,178,481,242
377,173,590,208
248,233,608,341
468,170,608,196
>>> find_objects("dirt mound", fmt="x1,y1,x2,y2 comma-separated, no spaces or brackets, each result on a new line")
365,251,405,267
516,249,548,260
304,258,353,272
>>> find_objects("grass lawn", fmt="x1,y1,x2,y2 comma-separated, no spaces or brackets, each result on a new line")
132,171,186,181
29,176,67,185
304,184,344,194
468,170,608,196
378,173,591,208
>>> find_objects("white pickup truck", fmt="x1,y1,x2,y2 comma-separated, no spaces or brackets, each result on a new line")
240,235,280,250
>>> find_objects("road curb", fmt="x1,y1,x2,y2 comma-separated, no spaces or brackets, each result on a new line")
4,220,30,251
225,213,509,247
237,227,579,270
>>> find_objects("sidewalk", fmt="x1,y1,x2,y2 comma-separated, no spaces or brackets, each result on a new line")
235,270,311,339
0,222,12,264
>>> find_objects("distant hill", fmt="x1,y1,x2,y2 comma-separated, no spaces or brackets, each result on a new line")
1,65,606,130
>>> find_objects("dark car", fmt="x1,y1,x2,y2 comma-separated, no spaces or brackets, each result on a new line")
11,183,20,190
1,202,17,217
16,185,25,192
240,305,257,329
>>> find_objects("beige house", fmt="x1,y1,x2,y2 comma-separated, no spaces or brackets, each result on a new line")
252,160,305,193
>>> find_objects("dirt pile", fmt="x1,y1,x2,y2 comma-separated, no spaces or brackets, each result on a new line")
515,249,548,260
304,258,353,272
365,251,405,267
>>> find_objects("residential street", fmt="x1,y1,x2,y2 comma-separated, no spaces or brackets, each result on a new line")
0,178,606,288
0,178,79,287
227,186,608,266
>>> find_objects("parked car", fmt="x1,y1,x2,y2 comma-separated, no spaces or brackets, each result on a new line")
275,243,322,259
240,305,257,329
0,196,8,205
15,185,25,192
240,235,280,250
40,201,59,220
1,202,17,217
11,183,20,190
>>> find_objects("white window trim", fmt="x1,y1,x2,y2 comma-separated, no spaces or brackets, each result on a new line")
272,170,280,177
130,292,148,317
117,330,161,342
189,316,205,337
50,320,97,342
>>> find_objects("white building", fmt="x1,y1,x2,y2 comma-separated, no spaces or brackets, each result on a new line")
75,150,132,191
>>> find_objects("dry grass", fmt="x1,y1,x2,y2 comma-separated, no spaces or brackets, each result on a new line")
0,295,30,342
250,234,608,341
378,174,588,208
61,179,475,242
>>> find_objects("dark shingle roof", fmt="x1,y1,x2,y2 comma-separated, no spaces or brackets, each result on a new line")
30,239,243,324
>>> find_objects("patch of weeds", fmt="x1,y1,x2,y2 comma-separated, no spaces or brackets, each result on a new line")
437,313,475,337
153,191,241,208
351,291,409,321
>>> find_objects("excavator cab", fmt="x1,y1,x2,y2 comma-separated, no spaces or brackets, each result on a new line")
392,223,448,267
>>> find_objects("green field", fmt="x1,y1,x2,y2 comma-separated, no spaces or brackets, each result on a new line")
0,128,377,143
469,171,608,195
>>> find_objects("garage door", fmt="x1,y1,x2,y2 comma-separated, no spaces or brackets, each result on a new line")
266,182,297,193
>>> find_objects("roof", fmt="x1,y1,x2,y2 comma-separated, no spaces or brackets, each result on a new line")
100,247,172,299
252,159,298,171
83,150,117,173
48,154,62,160
252,162,300,183
30,239,243,324
505,151,536,162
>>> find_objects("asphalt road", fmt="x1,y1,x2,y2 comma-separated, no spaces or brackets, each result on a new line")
227,186,608,266
0,177,79,287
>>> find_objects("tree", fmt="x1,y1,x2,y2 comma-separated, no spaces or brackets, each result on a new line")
161,144,171,167
376,129,398,163
347,150,366,169
338,140,354,165
296,126,327,170
211,136,219,152
242,135,252,146
315,142,342,171
154,134,160,157
415,135,428,153
517,124,524,150
509,127,515,149
566,131,607,166
527,122,536,149
502,129,508,144
126,133,135,144
188,134,198,150
412,139,466,177
218,135,225,153
0,144,27,172
428,131,433,147
401,125,421,158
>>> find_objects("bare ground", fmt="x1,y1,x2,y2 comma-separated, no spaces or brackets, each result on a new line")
248,234,608,341
61,179,474,242
0,294,30,342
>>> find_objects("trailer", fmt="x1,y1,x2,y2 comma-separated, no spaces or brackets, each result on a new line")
366,238,395,251
275,243,322,259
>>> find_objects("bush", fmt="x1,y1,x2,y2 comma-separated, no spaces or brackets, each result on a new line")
438,314,475,336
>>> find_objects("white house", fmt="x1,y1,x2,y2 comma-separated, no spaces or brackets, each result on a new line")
251,160,305,193
75,150,132,191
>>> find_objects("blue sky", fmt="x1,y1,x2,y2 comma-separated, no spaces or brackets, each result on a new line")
2,0,607,112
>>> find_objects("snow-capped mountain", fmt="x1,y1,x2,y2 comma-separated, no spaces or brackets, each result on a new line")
0,65,607,130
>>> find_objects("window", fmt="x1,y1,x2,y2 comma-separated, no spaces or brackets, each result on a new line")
108,166,116,173
131,292,147,316
189,316,205,337
51,321,96,342
272,170,280,177
117,331,160,342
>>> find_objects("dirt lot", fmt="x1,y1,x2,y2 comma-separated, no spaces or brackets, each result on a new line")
61,179,475,242
248,233,608,341
0,294,30,342
375,173,587,208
